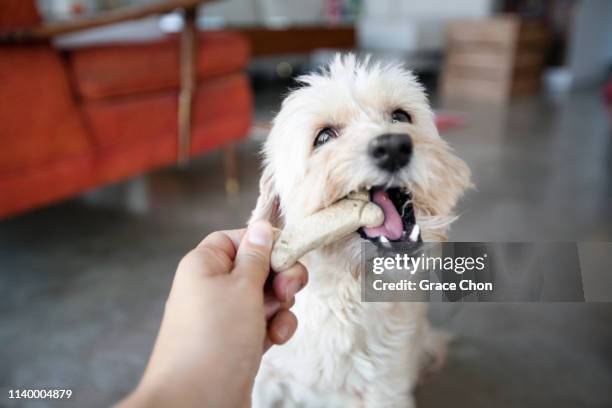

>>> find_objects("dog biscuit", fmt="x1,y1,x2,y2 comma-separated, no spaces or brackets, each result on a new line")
270,192,383,271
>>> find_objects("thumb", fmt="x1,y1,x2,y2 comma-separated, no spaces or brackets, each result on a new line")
232,220,274,286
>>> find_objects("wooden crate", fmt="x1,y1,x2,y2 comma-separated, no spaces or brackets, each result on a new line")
441,16,548,103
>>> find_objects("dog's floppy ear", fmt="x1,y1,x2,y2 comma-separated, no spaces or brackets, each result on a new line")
249,163,282,227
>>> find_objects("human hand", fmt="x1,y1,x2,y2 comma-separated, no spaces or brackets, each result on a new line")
117,221,307,408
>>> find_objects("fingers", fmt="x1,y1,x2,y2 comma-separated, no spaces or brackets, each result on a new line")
197,231,238,260
264,295,295,320
180,230,245,278
272,262,308,302
265,310,298,350
178,246,231,279
232,220,273,286
264,262,306,320
264,298,281,319
198,229,245,252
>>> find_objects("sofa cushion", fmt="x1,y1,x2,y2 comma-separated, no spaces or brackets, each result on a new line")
82,73,251,152
69,31,249,100
0,46,90,174
0,0,40,29
0,73,252,219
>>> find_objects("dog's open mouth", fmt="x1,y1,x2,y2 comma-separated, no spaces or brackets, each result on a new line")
358,187,421,244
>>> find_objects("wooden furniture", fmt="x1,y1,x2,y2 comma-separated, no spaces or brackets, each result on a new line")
2,0,210,164
232,25,355,57
441,16,549,103
2,0,203,42
0,0,252,218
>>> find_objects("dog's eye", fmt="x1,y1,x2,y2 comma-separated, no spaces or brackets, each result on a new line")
314,127,338,148
391,109,412,124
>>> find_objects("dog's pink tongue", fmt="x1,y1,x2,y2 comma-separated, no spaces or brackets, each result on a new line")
362,190,403,240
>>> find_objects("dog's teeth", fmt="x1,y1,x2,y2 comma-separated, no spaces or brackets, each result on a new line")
409,225,420,242
379,235,393,248
401,200,412,216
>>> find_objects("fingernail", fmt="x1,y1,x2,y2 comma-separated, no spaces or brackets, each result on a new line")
285,279,302,301
248,220,272,247
275,323,290,341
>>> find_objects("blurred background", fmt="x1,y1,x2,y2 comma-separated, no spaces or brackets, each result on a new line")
1,0,611,406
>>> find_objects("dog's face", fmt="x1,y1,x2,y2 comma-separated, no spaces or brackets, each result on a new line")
251,55,471,250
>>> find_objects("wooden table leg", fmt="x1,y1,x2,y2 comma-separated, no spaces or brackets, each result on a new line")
224,143,239,194
177,7,197,164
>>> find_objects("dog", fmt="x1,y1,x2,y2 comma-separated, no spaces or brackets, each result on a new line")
249,54,471,407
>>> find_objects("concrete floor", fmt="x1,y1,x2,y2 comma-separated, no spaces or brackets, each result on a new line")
1,86,611,407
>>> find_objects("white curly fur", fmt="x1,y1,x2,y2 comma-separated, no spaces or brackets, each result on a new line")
250,54,471,407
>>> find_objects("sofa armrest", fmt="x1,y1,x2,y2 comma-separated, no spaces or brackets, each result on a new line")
0,0,215,43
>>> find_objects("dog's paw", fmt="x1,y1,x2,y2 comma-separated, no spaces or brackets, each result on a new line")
418,327,452,384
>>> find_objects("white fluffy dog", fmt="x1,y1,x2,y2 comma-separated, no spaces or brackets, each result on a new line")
250,55,471,407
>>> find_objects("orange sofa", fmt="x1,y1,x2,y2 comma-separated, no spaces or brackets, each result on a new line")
0,1,252,219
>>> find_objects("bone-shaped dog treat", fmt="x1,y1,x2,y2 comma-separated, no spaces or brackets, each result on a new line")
270,192,383,271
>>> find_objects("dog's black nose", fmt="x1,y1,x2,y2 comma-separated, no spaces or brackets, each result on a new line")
368,133,413,172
